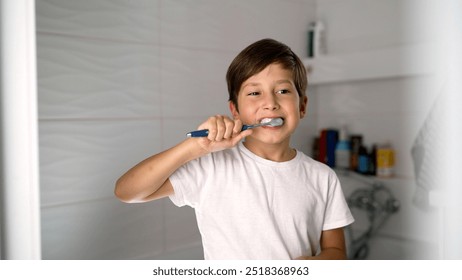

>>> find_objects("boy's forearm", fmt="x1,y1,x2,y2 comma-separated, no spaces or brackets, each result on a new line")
115,115,251,203
114,138,207,203
295,248,347,260
294,228,347,260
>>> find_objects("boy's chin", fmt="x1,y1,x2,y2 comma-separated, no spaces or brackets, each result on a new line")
246,133,291,145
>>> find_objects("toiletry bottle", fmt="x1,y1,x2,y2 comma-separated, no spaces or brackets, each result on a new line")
307,21,326,58
335,126,351,172
349,135,362,171
307,22,315,58
369,144,377,175
376,142,395,178
326,129,338,168
313,21,326,57
358,145,369,174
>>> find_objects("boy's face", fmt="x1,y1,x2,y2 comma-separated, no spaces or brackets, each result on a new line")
229,63,307,145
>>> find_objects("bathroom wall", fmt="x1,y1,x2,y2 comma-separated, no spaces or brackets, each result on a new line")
36,0,317,259
311,0,442,259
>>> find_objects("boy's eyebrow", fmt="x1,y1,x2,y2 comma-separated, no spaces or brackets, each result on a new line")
242,79,293,89
275,79,293,85
242,82,260,88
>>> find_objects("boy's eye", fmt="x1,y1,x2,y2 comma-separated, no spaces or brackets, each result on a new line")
277,89,290,94
247,92,260,96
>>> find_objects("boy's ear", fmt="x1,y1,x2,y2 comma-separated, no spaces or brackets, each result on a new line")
300,96,308,119
229,101,240,119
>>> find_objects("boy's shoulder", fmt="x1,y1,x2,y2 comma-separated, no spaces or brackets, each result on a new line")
297,151,338,176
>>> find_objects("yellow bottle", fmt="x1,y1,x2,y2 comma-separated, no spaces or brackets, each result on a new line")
376,143,395,178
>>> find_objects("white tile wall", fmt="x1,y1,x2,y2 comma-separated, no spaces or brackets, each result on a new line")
36,0,162,43
163,200,203,258
160,46,233,118
37,34,161,119
39,120,162,206
36,0,317,260
41,198,164,259
160,0,310,54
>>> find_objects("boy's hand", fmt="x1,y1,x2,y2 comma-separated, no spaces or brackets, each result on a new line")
195,115,253,153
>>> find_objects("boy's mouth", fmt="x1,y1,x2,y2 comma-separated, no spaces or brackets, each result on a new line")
259,117,284,126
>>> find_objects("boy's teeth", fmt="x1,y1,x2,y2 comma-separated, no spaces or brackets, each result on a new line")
260,118,273,124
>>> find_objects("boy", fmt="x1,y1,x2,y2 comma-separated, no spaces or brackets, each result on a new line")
115,38,354,260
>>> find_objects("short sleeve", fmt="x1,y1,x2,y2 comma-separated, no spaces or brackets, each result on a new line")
322,170,355,230
168,155,211,208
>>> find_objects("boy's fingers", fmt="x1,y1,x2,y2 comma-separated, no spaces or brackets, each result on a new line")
200,115,246,144
232,119,243,136
202,115,220,141
214,116,226,141
204,117,217,141
223,118,235,139
231,129,252,145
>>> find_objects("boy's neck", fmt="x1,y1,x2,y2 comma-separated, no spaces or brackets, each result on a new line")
242,139,296,162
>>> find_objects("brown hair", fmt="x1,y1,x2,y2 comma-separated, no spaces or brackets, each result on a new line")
226,38,307,110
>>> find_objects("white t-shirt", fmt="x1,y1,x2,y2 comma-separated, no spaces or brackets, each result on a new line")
169,142,354,260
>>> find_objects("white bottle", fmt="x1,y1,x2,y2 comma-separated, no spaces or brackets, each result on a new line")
335,126,351,171
313,21,326,57
307,21,326,58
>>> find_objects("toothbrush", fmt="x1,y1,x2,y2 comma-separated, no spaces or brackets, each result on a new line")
186,118,284,137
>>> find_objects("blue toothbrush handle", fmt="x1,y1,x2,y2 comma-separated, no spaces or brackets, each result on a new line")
187,125,253,138
186,129,209,137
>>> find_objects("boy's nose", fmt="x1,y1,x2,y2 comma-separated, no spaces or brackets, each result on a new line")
262,93,280,110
